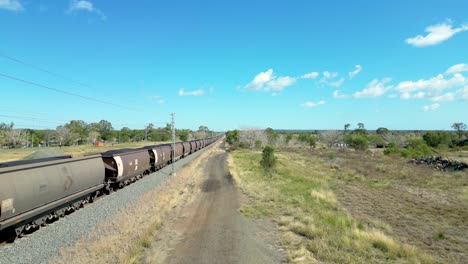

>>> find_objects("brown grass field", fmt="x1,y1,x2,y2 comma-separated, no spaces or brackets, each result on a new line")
228,147,468,263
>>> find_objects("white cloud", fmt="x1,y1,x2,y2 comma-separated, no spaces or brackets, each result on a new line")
423,103,440,112
456,86,468,101
301,100,325,108
406,22,468,47
352,78,393,98
333,90,347,99
0,0,23,11
300,72,319,79
320,71,344,87
348,65,362,79
244,69,274,90
68,0,106,20
445,63,468,75
430,92,455,102
178,88,205,96
322,71,338,79
266,76,296,91
396,73,466,94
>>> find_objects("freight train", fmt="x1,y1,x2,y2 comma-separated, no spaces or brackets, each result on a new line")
0,135,222,242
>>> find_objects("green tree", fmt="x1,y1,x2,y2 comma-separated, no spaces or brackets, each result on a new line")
422,131,451,148
344,123,351,132
226,130,240,146
177,129,190,141
260,145,277,170
376,127,389,135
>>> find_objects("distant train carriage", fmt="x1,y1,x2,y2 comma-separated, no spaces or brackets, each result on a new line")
182,142,191,157
189,140,197,153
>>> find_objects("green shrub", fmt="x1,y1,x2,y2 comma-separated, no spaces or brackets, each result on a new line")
255,140,263,149
346,134,368,151
384,142,399,155
400,139,433,158
260,145,277,170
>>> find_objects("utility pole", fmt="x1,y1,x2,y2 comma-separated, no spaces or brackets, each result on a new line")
171,112,176,176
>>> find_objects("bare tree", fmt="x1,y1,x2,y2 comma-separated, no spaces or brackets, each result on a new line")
56,126,71,146
382,133,407,147
320,130,344,148
239,127,268,149
451,122,467,140
88,131,100,144
6,129,29,148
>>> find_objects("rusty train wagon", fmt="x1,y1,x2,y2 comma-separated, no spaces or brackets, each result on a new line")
101,148,151,189
0,155,105,236
143,144,172,171
173,142,184,161
182,142,191,157
189,140,197,153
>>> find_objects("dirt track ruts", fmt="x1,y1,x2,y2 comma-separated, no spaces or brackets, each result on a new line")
148,143,284,264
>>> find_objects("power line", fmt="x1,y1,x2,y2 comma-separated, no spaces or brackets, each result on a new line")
0,52,92,88
0,72,138,111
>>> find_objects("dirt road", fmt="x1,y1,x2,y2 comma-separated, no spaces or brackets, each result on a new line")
142,143,284,264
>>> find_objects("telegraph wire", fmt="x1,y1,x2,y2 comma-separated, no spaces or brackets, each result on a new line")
0,52,92,88
0,72,139,111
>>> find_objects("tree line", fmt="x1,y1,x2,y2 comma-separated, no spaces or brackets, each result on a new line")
0,120,215,148
225,122,468,158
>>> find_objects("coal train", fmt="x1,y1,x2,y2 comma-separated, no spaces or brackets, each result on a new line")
0,135,222,241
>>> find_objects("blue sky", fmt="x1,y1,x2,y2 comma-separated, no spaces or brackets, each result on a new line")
0,0,467,131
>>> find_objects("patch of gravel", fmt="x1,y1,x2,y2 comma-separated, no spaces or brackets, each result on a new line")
0,149,207,264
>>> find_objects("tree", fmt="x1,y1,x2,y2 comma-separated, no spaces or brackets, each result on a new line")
376,127,389,135
65,120,88,144
422,131,451,148
357,123,365,129
260,145,277,171
98,120,114,141
177,129,189,141
226,130,240,146
451,122,467,140
344,124,350,133
320,130,343,148
298,133,316,148
285,134,293,145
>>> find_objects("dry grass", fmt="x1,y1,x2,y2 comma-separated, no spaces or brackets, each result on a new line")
0,141,166,162
50,143,217,264
228,149,435,264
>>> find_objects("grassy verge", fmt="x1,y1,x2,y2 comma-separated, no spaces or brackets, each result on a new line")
228,149,434,263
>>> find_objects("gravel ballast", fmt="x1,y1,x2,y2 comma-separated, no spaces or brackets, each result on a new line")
0,148,207,264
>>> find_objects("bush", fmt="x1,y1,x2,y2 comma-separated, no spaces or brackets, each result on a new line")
226,130,240,148
260,146,277,170
255,140,262,149
400,139,433,158
384,142,399,155
346,134,368,151
298,134,316,148
422,131,451,148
